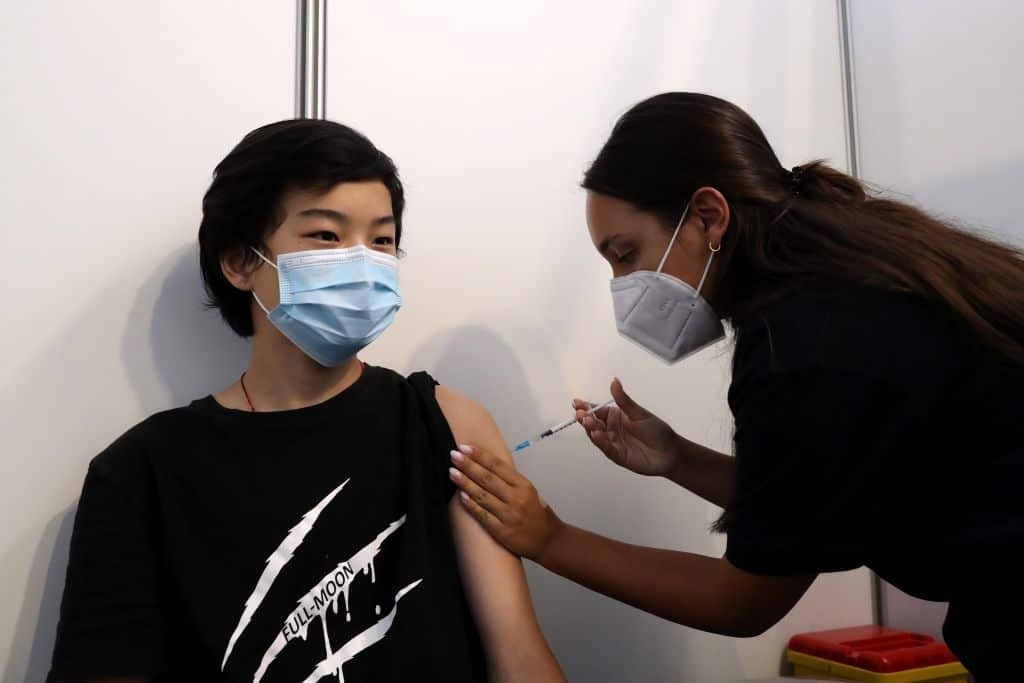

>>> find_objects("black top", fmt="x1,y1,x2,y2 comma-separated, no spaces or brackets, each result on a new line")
724,288,1023,681
48,366,486,683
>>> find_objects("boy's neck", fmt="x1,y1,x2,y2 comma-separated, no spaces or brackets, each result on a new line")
235,327,364,412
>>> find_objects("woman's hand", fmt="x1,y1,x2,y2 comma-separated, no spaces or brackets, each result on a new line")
574,378,684,478
449,445,563,561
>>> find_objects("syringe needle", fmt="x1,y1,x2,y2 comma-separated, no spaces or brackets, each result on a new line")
511,398,616,453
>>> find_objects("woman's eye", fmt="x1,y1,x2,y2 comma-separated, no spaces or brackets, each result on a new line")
374,236,396,246
315,231,339,242
616,251,634,264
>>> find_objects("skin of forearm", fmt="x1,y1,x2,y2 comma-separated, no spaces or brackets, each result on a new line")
666,435,735,509
534,518,753,636
488,644,565,683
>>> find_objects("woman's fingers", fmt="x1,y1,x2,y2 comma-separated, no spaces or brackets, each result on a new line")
450,465,510,521
450,448,515,502
456,490,505,535
576,411,607,432
574,397,625,461
605,404,624,435
588,428,619,460
610,377,648,420
573,397,614,422
456,465,559,560
453,444,518,487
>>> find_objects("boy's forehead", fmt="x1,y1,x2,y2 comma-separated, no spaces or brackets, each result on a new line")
281,180,392,219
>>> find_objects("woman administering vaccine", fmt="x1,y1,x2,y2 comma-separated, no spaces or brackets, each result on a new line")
449,93,1023,681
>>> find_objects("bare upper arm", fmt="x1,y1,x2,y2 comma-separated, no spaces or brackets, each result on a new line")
434,386,503,451
434,385,563,681
433,385,534,622
719,557,816,636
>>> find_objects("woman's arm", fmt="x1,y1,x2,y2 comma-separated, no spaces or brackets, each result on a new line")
665,438,736,509
435,387,565,683
573,379,735,508
537,520,813,637
450,444,814,637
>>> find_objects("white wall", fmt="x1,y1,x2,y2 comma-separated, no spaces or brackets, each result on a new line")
0,2,894,681
850,0,1024,639
329,2,872,680
0,3,293,681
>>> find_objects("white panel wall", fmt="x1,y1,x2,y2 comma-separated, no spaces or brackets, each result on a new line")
850,0,1024,639
328,2,872,680
0,3,293,680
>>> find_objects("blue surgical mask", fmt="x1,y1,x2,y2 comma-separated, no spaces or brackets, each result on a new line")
251,245,402,367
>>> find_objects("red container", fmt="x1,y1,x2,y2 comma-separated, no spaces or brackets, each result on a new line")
788,626,959,673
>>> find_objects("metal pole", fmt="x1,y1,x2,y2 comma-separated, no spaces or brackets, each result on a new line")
314,0,327,119
838,0,883,627
296,0,327,119
838,0,861,179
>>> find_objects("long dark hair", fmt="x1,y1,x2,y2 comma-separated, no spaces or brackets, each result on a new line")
583,92,1024,364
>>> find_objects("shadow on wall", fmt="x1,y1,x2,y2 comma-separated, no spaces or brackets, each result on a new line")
122,242,250,413
2,508,75,683
4,242,248,682
0,269,143,682
405,324,543,442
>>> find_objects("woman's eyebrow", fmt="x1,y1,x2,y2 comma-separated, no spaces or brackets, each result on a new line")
598,234,623,255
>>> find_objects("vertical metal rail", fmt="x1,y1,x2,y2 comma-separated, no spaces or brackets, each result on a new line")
296,0,327,119
838,0,883,627
838,0,861,179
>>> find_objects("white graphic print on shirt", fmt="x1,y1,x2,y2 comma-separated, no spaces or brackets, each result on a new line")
221,480,421,683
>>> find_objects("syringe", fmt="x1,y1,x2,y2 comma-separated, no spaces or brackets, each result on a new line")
512,398,617,453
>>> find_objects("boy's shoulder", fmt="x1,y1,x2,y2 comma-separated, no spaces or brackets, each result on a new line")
88,404,203,478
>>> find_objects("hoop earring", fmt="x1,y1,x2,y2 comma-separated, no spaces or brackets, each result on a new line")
709,242,721,253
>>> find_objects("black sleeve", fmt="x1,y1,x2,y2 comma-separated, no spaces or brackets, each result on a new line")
406,371,460,502
724,367,910,577
48,437,167,681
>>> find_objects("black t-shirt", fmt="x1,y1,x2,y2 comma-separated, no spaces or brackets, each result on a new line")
48,366,486,683
724,287,1024,681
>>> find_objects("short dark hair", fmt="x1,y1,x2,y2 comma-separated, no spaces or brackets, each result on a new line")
198,119,405,337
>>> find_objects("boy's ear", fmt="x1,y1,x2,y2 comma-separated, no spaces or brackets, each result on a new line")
221,247,259,291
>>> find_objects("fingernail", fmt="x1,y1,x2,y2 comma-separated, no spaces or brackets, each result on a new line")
449,467,461,480
459,491,470,502
450,449,464,463
458,444,473,455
